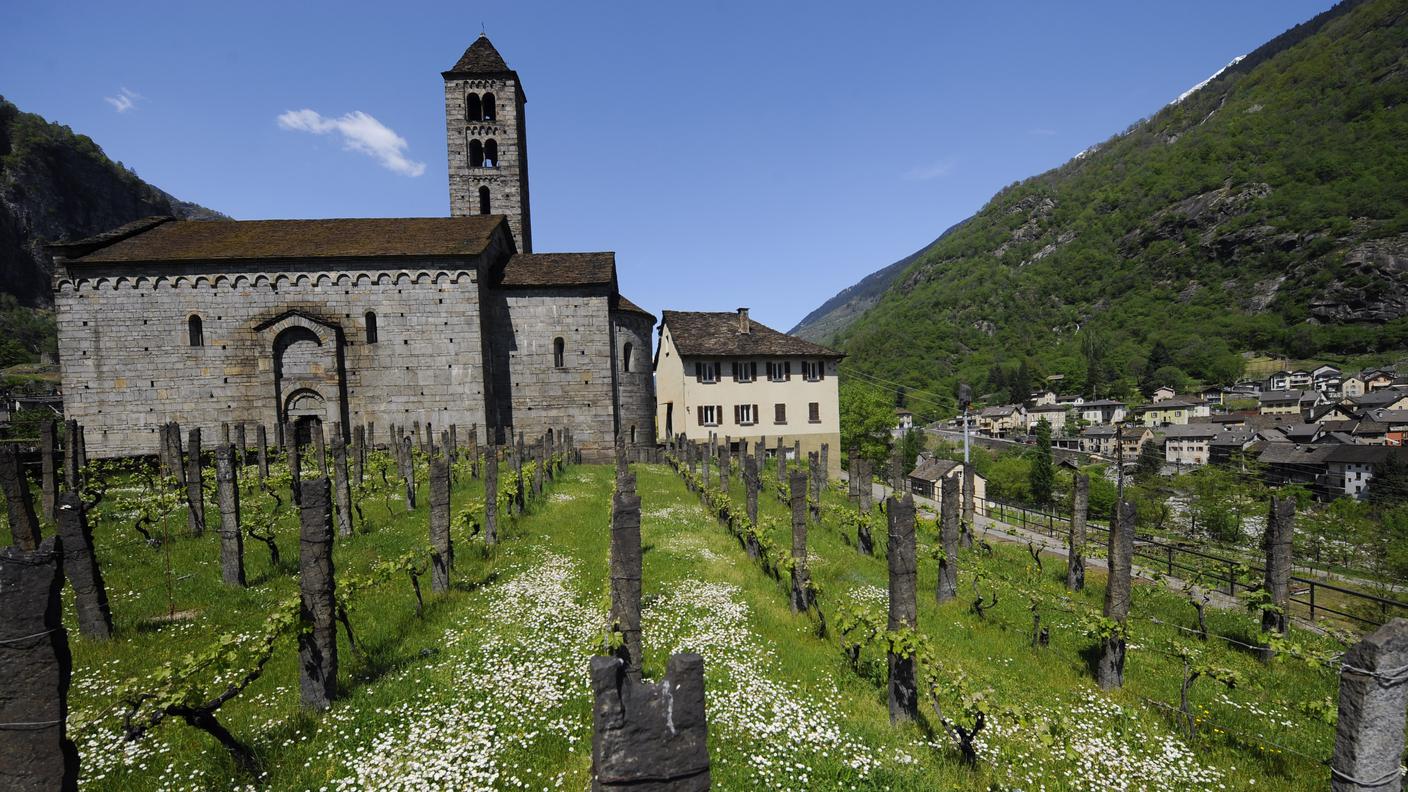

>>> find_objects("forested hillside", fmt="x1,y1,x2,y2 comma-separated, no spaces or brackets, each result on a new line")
810,0,1408,415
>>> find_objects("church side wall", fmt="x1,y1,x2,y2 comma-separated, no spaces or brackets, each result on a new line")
54,257,491,458
486,287,617,459
612,311,656,452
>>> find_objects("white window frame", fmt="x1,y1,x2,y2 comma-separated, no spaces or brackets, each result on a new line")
802,360,823,382
698,361,719,384
767,361,789,382
700,405,719,426
738,404,756,425
735,361,756,383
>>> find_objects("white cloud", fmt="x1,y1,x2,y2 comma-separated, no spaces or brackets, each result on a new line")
277,109,426,177
104,87,142,113
903,158,956,181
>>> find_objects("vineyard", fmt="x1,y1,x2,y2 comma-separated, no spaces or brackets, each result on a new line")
9,431,1397,790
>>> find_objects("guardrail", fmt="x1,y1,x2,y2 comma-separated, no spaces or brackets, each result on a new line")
972,495,1407,629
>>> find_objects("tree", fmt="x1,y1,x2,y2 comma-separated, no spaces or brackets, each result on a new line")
1134,438,1163,481
895,386,908,408
1367,452,1408,506
1081,329,1106,398
840,383,895,468
1008,359,1033,405
1140,340,1174,396
898,428,923,477
1029,419,1054,506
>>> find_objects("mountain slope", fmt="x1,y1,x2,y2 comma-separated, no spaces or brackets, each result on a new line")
820,0,1408,414
0,96,225,308
791,219,967,341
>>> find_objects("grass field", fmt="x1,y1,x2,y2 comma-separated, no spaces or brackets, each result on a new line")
51,451,1367,790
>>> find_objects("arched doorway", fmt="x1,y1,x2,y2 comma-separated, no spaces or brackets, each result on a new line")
284,388,326,448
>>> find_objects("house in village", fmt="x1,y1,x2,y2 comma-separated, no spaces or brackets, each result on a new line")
895,405,918,431
1135,398,1208,427
1350,387,1408,413
1365,409,1408,446
1259,390,1305,416
978,404,1025,437
1162,423,1221,466
1118,424,1154,459
1259,441,1408,500
1200,385,1225,406
1079,399,1127,425
1150,386,1177,403
1208,429,1257,465
1025,403,1069,434
907,454,987,509
1028,390,1058,407
654,308,843,475
1312,364,1342,395
1080,425,1118,456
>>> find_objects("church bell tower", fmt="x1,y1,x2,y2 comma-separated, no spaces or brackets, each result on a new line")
443,35,532,253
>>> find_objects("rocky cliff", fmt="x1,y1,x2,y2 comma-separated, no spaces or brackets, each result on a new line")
0,96,225,307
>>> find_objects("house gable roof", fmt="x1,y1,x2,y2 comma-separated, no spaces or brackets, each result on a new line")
659,311,842,358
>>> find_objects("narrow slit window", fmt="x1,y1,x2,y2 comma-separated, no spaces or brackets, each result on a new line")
622,342,633,373
187,315,204,347
365,311,378,344
479,186,491,215
553,337,565,368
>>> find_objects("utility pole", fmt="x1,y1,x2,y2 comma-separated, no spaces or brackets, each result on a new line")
957,383,973,465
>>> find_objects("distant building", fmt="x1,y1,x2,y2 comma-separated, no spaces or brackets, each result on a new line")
907,455,986,507
654,308,843,475
895,408,914,433
977,405,1025,437
1162,423,1221,466
1079,399,1126,425
1150,386,1177,403
1259,390,1304,416
1136,398,1207,427
1025,403,1069,433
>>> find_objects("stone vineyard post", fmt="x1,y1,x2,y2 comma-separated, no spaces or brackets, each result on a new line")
789,470,812,614
609,461,643,681
55,492,113,640
298,477,338,711
215,444,246,587
186,428,204,536
1261,495,1294,663
0,536,79,791
590,653,710,790
483,443,499,546
937,474,959,603
887,493,919,723
40,420,57,520
1330,618,1407,792
1097,498,1135,690
744,453,760,559
428,453,453,594
332,431,353,538
1067,473,1088,592
1,444,42,550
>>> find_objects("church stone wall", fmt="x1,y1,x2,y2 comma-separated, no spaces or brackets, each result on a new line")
54,255,495,459
485,287,617,459
613,311,657,453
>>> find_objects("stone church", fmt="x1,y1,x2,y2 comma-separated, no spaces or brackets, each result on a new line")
49,36,655,461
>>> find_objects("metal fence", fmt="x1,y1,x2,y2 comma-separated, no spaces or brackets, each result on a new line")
972,495,1408,629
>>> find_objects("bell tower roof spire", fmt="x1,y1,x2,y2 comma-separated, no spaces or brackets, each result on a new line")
443,35,515,78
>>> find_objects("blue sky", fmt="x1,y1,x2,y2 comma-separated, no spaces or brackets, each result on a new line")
3,0,1334,330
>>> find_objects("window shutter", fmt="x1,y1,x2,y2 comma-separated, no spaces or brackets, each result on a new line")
731,361,738,380
695,363,702,383
697,406,704,425
734,405,740,424
785,361,792,381
753,404,759,424
816,361,825,380
716,405,723,423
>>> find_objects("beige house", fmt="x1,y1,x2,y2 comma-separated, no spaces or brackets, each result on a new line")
907,455,987,511
1162,423,1221,466
978,405,1025,437
1025,403,1069,433
655,309,843,476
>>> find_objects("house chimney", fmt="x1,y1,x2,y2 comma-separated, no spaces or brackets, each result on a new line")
737,307,750,334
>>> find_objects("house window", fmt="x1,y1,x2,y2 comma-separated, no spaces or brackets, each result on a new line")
482,92,496,121
478,186,491,215
365,311,378,344
733,361,756,382
484,139,498,167
735,404,758,426
802,360,825,381
187,315,204,347
698,405,720,427
622,342,633,373
808,402,820,423
767,361,791,382
553,337,565,368
774,403,786,424
697,361,719,383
